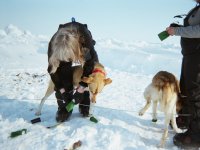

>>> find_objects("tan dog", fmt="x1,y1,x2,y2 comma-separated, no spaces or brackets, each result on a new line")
139,71,182,147
35,63,112,116
82,63,112,103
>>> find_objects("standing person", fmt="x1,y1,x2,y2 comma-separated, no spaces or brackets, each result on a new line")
47,20,98,122
166,0,200,148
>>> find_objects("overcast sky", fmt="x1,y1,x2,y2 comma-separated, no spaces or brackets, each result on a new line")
0,0,197,43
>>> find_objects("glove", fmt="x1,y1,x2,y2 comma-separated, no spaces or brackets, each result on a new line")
61,91,71,101
72,91,84,104
170,23,182,27
55,91,72,108
65,86,86,112
79,81,88,88
72,86,85,104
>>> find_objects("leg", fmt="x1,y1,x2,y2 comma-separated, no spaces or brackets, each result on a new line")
174,54,200,148
139,97,151,116
159,112,170,148
35,80,55,116
152,101,158,122
53,62,74,122
159,129,168,148
55,92,72,122
35,96,48,116
79,91,90,117
176,57,190,129
180,57,186,96
171,106,182,133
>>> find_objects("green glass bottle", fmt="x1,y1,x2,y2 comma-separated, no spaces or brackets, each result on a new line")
10,129,27,138
158,31,169,41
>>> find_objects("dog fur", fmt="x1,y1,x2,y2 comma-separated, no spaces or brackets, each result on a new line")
82,63,112,103
138,71,182,147
35,63,112,116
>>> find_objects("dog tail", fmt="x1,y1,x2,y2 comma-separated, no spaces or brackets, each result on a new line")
152,71,178,111
44,79,55,98
161,86,170,111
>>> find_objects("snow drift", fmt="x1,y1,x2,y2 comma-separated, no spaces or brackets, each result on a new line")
0,24,182,75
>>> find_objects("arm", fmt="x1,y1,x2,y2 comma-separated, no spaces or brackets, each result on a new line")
79,48,99,87
82,48,99,77
174,24,200,38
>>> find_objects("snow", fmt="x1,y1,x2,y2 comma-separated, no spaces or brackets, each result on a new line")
0,25,182,150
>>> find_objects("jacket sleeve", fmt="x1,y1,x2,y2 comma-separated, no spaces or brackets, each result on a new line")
79,48,99,87
174,24,200,38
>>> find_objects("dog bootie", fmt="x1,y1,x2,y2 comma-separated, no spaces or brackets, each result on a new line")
66,101,75,112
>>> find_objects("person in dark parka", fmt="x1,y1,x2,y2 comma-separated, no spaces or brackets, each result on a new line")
47,21,98,122
166,0,200,148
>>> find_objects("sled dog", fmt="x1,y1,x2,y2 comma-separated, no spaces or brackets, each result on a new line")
139,71,183,147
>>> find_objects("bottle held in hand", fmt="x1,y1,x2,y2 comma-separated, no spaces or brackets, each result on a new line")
158,31,169,41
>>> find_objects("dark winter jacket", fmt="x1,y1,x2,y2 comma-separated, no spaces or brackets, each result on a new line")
47,22,99,91
174,4,200,56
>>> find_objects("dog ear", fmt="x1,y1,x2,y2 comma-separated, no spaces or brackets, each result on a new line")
104,78,112,85
82,77,94,84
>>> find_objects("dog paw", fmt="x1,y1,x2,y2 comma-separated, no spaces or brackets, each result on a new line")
35,111,41,116
152,119,157,122
138,111,144,116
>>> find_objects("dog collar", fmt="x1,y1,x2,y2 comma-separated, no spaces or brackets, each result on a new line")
92,69,106,76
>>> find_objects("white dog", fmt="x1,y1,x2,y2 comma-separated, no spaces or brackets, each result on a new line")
139,71,183,147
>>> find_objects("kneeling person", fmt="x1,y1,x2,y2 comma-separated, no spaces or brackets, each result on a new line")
47,20,98,122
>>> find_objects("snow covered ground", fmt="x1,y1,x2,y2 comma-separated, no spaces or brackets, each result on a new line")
0,25,183,150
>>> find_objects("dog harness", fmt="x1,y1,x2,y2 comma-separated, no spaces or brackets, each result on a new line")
92,69,106,77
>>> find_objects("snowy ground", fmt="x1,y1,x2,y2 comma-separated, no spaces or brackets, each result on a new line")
0,25,183,150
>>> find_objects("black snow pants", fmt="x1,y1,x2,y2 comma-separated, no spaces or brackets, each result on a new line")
180,53,200,132
51,62,90,115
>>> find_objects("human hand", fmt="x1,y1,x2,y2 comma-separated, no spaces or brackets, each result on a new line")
72,86,86,104
166,27,175,36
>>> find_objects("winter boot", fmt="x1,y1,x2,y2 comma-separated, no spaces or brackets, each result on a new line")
56,107,72,122
79,91,90,117
173,130,200,149
173,101,200,149
55,91,73,122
